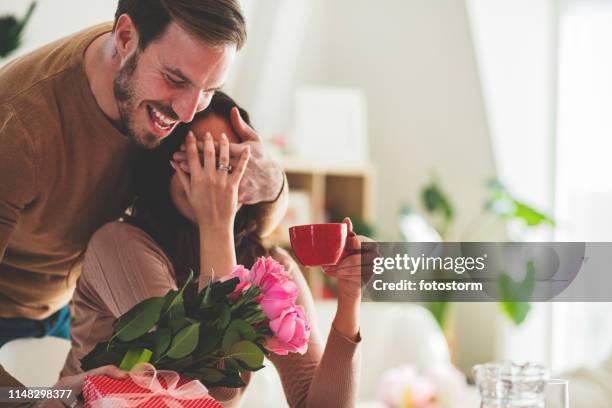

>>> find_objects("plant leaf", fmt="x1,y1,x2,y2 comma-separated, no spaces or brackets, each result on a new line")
160,269,194,325
217,304,231,330
158,355,194,371
138,328,172,362
80,342,123,371
422,182,453,220
195,326,222,355
112,297,165,342
167,323,200,359
228,340,264,369
186,367,226,384
223,358,242,373
425,302,450,328
222,319,257,351
500,301,532,326
498,260,536,325
168,316,192,335
119,347,153,371
485,179,554,227
211,278,240,301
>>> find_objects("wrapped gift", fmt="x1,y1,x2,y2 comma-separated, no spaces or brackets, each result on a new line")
83,364,221,408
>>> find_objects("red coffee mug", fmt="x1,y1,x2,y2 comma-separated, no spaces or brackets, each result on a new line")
289,223,348,266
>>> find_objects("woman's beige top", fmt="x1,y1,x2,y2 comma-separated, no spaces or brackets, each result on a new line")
61,222,360,407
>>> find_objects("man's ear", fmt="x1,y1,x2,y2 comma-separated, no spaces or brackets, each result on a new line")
113,14,139,60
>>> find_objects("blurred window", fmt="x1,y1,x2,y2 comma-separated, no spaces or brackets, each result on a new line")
553,0,612,372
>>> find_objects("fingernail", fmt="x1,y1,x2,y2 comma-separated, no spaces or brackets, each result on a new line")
169,161,176,170
221,133,227,140
205,132,212,140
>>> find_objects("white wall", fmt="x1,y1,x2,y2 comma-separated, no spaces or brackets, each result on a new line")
465,0,559,370
0,0,115,65
232,0,499,242
326,0,497,241
466,0,558,215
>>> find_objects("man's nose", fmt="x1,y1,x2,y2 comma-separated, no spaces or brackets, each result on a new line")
173,89,207,123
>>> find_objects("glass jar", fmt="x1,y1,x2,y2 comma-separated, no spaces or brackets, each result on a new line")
473,362,549,408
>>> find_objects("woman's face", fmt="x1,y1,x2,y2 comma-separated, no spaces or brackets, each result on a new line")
170,114,242,223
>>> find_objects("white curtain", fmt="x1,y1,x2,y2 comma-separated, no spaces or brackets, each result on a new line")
553,0,612,372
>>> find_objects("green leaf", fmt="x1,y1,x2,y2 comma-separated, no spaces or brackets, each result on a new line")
222,328,241,352
163,270,193,316
219,372,247,388
222,319,257,351
513,201,554,227
210,278,240,301
139,328,172,362
168,317,192,335
157,355,194,371
199,285,213,309
160,291,183,324
80,342,123,371
498,260,536,325
119,347,153,371
485,179,554,227
498,260,536,300
195,326,222,355
167,323,200,359
228,340,264,369
0,2,36,58
425,302,450,328
186,367,226,384
422,181,453,221
223,358,242,373
217,304,231,330
111,297,165,342
500,301,532,325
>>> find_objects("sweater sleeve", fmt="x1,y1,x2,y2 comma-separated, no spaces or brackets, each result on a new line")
61,221,179,377
267,248,361,408
0,104,37,262
254,172,289,238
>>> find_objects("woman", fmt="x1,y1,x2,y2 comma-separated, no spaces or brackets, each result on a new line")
61,92,368,407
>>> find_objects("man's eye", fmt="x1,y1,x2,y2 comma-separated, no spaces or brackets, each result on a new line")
165,74,185,85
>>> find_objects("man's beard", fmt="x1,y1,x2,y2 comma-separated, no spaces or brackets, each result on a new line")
113,52,160,149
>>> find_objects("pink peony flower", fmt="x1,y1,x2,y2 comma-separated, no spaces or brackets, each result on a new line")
220,256,311,355
377,365,437,408
260,279,299,319
249,257,290,292
266,305,310,355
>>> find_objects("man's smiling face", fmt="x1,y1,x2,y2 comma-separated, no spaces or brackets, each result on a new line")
113,19,236,149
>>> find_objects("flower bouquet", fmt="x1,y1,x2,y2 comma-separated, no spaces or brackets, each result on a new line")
377,364,471,408
81,256,310,391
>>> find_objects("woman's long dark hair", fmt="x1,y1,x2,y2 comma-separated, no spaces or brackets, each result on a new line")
127,92,268,289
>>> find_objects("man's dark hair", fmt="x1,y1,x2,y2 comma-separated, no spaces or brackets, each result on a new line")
113,0,246,50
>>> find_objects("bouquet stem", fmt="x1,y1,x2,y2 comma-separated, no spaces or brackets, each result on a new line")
119,347,153,371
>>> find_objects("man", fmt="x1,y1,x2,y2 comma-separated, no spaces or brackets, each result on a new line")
0,0,286,348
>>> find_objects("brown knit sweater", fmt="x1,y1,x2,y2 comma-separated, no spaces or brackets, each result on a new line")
61,221,361,407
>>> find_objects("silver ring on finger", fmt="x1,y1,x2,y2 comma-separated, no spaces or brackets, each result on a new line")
217,163,233,172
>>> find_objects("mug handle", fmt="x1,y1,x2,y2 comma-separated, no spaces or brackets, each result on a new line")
333,221,357,265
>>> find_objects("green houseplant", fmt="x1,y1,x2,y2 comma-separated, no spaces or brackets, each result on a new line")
0,2,36,59
399,177,554,327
